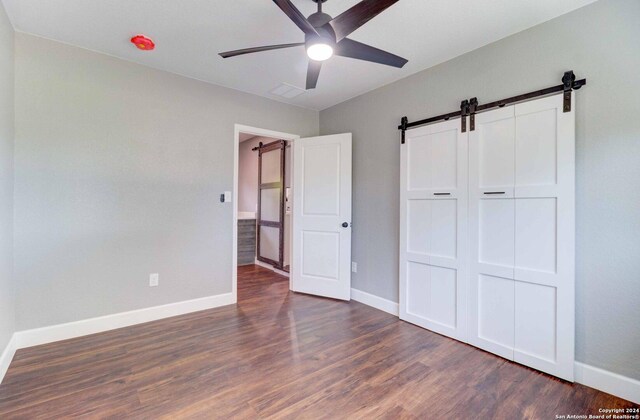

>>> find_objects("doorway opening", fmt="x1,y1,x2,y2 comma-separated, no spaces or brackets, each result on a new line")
232,125,299,302
239,134,291,272
233,126,353,304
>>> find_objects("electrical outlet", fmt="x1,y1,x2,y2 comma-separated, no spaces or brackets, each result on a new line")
351,262,358,273
149,273,159,287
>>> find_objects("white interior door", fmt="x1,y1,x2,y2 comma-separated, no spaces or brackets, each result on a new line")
469,93,575,381
292,133,352,300
399,118,468,341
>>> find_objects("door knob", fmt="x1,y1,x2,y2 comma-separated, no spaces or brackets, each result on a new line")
342,222,349,228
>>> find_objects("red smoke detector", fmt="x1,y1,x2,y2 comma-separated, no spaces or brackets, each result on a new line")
131,35,155,51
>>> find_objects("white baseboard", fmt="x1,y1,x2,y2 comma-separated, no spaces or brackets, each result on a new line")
3,288,638,405
0,334,17,385
350,288,399,316
1,292,234,384
348,289,639,404
13,293,235,350
575,362,640,404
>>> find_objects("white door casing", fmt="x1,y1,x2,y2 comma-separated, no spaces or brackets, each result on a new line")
468,93,575,381
400,118,469,341
292,134,352,300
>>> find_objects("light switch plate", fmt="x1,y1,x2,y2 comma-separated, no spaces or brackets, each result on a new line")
149,273,159,287
224,191,231,203
351,262,358,273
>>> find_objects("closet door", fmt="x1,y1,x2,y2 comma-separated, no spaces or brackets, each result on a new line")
468,106,517,360
512,94,575,380
469,94,575,381
400,118,468,341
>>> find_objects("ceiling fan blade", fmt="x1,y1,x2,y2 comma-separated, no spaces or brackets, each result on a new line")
327,0,399,42
306,60,322,90
219,42,305,58
336,38,408,68
273,0,319,36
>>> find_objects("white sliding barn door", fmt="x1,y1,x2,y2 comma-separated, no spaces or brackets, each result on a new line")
400,119,468,341
468,94,575,381
292,134,352,301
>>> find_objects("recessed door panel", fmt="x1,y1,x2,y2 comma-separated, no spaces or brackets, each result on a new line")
479,199,514,267
429,265,457,328
430,199,457,259
477,113,515,189
407,199,431,255
515,282,557,362
261,149,281,184
478,274,515,358
301,231,340,281
407,128,457,190
407,133,432,190
302,143,340,216
515,198,557,274
259,225,280,262
406,262,457,329
429,129,458,189
516,109,557,187
407,261,430,318
260,188,281,222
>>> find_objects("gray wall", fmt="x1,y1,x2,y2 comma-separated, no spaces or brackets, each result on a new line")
320,0,640,380
0,2,14,352
14,33,318,330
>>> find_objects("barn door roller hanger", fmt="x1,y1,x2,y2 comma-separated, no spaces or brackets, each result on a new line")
398,70,586,144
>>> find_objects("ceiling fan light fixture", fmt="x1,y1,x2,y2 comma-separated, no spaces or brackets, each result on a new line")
306,43,333,61
218,0,408,90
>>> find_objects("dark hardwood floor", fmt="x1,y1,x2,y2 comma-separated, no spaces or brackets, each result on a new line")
0,264,636,418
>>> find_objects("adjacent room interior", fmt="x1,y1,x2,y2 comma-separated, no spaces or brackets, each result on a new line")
0,0,638,417
237,131,292,275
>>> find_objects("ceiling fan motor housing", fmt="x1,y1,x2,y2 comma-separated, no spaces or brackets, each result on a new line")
306,12,336,49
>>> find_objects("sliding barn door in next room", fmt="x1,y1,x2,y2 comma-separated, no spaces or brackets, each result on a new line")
257,140,286,269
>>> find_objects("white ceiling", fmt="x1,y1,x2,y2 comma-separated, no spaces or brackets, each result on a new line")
1,0,596,110
239,133,256,143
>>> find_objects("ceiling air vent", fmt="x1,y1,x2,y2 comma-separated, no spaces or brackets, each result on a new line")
269,83,306,99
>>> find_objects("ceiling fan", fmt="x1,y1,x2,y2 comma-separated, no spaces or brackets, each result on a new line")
219,0,408,90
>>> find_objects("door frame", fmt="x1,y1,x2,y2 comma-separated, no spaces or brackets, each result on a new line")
233,124,300,303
